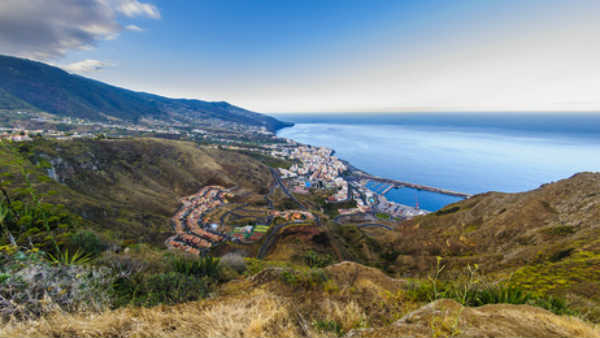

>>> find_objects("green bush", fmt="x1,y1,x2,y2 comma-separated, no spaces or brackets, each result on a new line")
435,206,460,216
69,230,107,257
110,272,210,308
280,267,328,289
467,285,533,306
404,280,574,316
303,250,334,268
171,254,220,279
542,225,575,236
47,247,93,265
313,319,343,336
108,253,221,308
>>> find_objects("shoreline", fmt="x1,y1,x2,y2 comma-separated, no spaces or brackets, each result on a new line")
275,127,469,212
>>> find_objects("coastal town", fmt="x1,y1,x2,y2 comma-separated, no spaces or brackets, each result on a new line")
270,141,428,219
161,136,433,256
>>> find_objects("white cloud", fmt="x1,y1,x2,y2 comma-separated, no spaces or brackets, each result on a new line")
116,0,160,19
0,0,159,61
63,59,112,73
125,24,144,32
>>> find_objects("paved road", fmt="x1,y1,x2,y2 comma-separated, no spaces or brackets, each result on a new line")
357,223,393,231
269,168,306,210
333,213,392,231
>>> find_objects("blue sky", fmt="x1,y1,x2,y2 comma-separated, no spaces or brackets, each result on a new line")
1,0,599,113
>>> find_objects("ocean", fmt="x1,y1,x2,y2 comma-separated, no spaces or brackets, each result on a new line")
274,113,600,211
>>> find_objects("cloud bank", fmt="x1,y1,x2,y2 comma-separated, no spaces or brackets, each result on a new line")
0,0,159,60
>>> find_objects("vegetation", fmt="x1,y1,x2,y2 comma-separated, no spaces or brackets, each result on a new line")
303,249,334,268
0,247,114,320
435,205,460,216
404,259,575,316
233,149,293,169
323,199,356,217
2,138,273,245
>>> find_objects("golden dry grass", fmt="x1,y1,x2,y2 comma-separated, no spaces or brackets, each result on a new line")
2,260,600,338
0,289,302,338
349,299,600,338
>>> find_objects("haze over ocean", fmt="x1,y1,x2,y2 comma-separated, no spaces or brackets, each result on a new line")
276,113,600,211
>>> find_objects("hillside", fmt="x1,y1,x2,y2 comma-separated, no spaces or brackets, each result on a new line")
0,55,291,131
374,172,600,319
3,137,273,244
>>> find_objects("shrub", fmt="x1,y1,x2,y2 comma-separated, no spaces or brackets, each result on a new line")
140,272,209,306
171,254,220,279
404,260,576,316
313,319,343,336
435,206,460,216
280,267,328,289
466,286,534,306
542,226,575,237
69,230,107,257
47,247,93,265
303,249,334,268
107,253,220,308
111,272,210,308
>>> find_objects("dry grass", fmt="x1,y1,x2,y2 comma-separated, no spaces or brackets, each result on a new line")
0,289,302,338
349,299,600,338
2,261,599,338
0,262,408,338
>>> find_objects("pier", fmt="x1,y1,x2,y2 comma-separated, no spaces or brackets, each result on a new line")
358,174,473,199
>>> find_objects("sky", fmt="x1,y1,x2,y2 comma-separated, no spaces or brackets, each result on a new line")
0,0,599,113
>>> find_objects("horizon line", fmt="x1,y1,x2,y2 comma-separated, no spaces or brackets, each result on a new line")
269,110,600,115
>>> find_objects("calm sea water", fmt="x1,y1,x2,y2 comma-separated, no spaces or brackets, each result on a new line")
275,113,600,211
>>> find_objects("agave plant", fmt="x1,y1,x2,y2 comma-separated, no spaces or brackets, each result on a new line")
47,248,93,266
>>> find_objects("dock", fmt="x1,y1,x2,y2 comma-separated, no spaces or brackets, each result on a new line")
358,174,473,199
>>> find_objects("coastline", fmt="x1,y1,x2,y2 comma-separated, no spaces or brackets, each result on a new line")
274,124,467,213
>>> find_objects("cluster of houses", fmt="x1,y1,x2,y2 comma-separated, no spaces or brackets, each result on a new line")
277,145,350,202
0,127,97,142
0,131,32,142
166,186,232,254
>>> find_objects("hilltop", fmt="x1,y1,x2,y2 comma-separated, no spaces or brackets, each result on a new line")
0,55,291,131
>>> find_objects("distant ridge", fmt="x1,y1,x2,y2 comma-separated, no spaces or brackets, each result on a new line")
0,54,292,131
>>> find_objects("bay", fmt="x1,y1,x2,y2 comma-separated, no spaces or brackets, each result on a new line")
275,113,600,211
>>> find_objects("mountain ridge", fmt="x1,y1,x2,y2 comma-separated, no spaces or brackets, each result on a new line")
0,54,292,131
